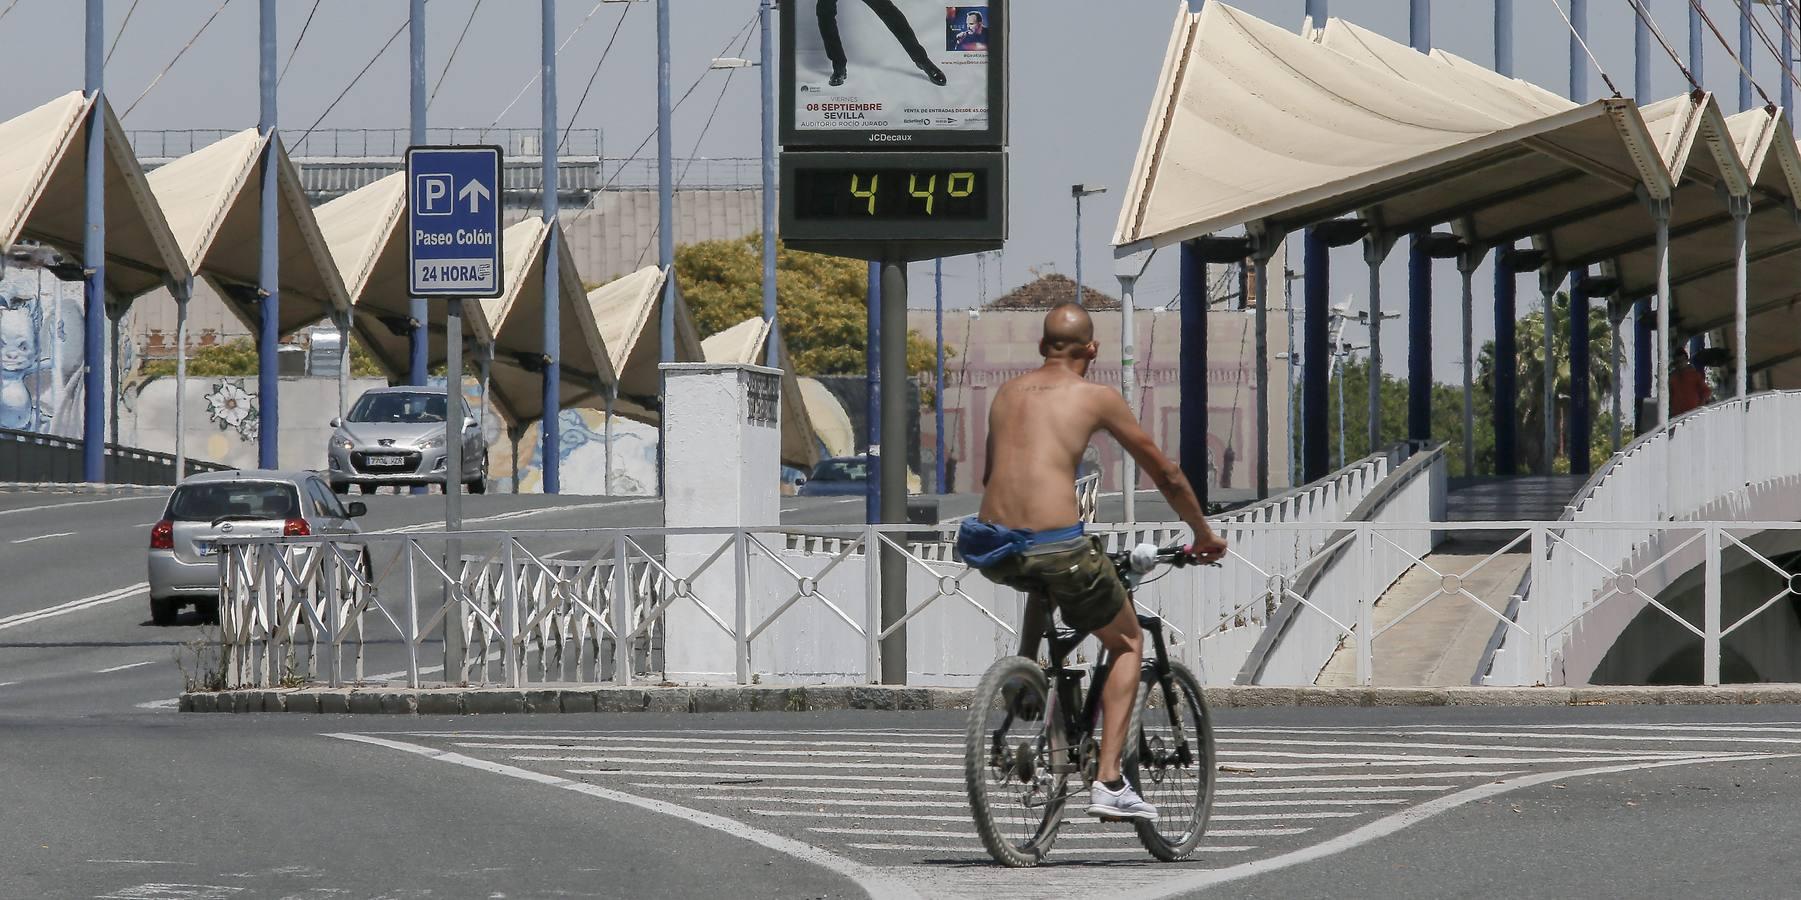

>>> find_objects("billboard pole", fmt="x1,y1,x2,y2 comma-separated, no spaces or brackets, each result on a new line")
879,252,907,685
257,0,280,470
762,0,779,367
82,0,105,483
542,0,562,495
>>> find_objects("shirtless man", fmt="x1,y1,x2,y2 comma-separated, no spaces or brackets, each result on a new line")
957,302,1227,821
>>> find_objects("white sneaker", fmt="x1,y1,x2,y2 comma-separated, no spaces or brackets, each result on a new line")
1086,781,1157,821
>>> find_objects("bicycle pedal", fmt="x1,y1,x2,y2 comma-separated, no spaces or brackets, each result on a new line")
1098,815,1128,824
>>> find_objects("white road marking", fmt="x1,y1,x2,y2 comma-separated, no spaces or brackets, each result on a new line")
0,494,162,518
845,842,1256,855
1215,798,1412,807
135,697,179,710
569,768,963,783
86,859,191,865
1216,737,1653,756
1116,752,1794,900
464,742,963,759
0,681,16,688
0,583,147,632
805,826,1312,840
329,733,924,900
1395,729,1801,746
11,530,75,544
629,783,962,797
96,660,158,674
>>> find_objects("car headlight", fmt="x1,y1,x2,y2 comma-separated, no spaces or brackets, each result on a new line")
417,434,445,450
331,435,354,450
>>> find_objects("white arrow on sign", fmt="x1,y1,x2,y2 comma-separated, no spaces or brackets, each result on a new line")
458,179,491,214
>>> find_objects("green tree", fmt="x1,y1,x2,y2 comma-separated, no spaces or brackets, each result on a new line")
1304,293,1622,478
674,234,936,377
139,337,385,379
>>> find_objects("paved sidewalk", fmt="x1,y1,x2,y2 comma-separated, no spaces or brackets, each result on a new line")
181,682,1801,713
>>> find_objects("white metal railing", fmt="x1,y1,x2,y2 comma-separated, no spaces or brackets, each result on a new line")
1490,391,1801,685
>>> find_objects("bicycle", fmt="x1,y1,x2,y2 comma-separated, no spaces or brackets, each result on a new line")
963,542,1217,867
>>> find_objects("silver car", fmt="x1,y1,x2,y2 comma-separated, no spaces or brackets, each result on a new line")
326,386,486,494
147,470,365,626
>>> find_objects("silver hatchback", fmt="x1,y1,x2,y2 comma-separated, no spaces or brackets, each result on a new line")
147,470,365,625
327,387,486,494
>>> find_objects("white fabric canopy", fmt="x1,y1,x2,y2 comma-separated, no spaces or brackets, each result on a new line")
475,216,615,426
701,316,821,471
587,264,704,411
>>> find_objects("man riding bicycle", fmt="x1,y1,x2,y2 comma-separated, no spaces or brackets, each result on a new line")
957,303,1227,822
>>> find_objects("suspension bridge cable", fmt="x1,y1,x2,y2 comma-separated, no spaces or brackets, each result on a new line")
277,0,322,87
478,0,614,140
1548,0,1622,96
569,11,761,232
560,0,634,153
120,0,233,121
1740,0,1801,96
1626,0,1699,89
1691,0,1776,107
294,11,410,146
105,0,139,66
428,0,484,110
630,14,761,267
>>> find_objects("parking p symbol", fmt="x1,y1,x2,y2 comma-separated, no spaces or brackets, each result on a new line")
417,174,454,216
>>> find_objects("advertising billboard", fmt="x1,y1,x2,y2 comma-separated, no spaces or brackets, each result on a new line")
782,0,1006,147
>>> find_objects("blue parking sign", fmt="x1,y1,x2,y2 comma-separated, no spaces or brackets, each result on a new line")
406,146,504,298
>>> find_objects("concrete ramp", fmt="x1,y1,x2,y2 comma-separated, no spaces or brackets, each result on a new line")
1318,539,1529,687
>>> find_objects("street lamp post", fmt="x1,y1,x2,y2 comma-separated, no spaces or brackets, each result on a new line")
1071,184,1106,305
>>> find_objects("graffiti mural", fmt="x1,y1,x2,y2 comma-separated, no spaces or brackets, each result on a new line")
202,380,259,439
0,261,85,436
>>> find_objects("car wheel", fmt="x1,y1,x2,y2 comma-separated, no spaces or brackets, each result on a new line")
468,478,486,495
330,480,349,495
194,598,220,624
151,597,180,627
359,483,376,495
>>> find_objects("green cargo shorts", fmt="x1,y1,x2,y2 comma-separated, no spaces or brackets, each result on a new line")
975,536,1128,633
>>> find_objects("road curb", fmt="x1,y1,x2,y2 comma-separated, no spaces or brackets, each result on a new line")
180,683,1801,713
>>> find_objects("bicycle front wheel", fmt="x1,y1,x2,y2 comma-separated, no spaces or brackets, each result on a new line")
1124,661,1216,861
964,655,1069,867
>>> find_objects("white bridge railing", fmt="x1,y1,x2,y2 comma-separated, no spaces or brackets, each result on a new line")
214,519,1798,690
1489,391,1801,686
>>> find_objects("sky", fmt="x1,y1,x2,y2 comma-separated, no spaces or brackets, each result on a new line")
1,0,1794,385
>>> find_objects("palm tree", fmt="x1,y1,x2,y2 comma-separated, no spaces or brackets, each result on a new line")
1478,291,1615,474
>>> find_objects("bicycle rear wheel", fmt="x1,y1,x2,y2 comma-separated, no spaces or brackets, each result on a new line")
964,655,1069,867
1124,661,1216,861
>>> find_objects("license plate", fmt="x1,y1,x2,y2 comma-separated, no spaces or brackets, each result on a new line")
195,541,218,557
368,455,406,466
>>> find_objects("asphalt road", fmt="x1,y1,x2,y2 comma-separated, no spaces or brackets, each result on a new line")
6,489,1801,899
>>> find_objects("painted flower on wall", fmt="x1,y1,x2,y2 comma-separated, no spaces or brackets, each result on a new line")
204,380,258,440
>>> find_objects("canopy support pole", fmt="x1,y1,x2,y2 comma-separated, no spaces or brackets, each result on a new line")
1494,247,1518,476
604,388,615,496
1610,299,1623,453
1252,236,1274,500
1362,237,1389,455
1178,241,1209,510
173,278,190,479
1539,267,1559,474
336,308,351,420
408,0,428,397
1303,229,1329,482
82,0,105,483
256,0,280,470
1407,235,1431,443
1634,298,1652,431
1731,194,1750,399
541,0,563,495
1457,250,1478,476
1569,270,1590,474
1117,246,1153,525
1651,195,1673,427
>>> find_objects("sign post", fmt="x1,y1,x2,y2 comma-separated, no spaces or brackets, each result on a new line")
780,0,1007,684
407,145,503,684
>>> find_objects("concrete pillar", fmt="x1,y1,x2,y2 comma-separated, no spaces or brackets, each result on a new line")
661,363,782,682
1179,241,1209,508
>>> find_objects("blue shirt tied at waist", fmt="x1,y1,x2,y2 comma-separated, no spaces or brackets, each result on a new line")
956,520,1086,569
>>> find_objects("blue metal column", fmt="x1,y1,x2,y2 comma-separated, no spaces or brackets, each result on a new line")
81,0,105,482
257,0,280,469
1569,271,1591,474
1406,0,1432,443
761,0,778,367
1786,1,1796,127
865,262,880,524
1302,228,1329,482
1742,0,1755,111
541,0,562,494
1634,299,1653,429
1178,242,1209,508
1493,254,1518,475
658,0,676,365
1635,0,1651,101
1691,2,1705,88
408,0,428,389
1569,0,1587,101
1305,0,1326,26
933,259,945,493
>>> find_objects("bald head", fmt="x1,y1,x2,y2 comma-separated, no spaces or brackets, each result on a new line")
1040,303,1098,363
